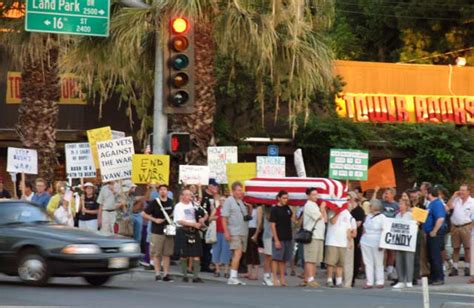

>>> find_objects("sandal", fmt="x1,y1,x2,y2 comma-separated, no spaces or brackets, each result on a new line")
376,285,384,289
363,285,373,289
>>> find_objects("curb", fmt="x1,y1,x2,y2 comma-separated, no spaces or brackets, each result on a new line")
132,268,228,284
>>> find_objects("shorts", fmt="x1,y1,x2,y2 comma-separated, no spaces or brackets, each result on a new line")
150,234,174,257
304,239,324,264
175,228,202,258
451,224,472,249
230,235,248,253
272,240,293,262
325,245,346,267
263,237,272,256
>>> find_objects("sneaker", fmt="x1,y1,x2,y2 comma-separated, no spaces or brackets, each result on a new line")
182,277,189,283
412,279,418,286
193,277,204,283
162,275,174,282
431,280,444,286
224,273,230,279
392,282,405,289
263,277,274,286
449,268,458,277
406,282,413,288
144,265,154,271
335,283,343,288
155,275,162,281
227,277,246,285
465,268,470,277
327,280,334,288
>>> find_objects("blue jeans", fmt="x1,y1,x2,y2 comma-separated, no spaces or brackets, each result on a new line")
131,213,143,243
427,233,444,282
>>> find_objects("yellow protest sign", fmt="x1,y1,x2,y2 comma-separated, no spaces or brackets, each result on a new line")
226,163,257,191
132,154,170,185
87,127,112,169
412,207,429,223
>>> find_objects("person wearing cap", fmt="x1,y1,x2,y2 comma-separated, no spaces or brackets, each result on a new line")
200,178,219,273
0,177,12,199
78,183,100,231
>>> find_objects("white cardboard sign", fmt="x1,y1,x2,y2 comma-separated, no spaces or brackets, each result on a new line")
207,146,238,184
294,149,307,178
379,218,418,252
65,143,97,179
7,147,38,174
179,165,210,185
96,137,135,182
257,156,286,178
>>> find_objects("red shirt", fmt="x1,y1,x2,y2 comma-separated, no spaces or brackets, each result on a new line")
216,207,224,233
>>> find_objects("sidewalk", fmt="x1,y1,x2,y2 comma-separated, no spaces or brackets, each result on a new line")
133,264,474,294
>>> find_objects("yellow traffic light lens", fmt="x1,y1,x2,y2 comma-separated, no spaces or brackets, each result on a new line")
171,17,189,34
171,36,189,52
172,73,189,88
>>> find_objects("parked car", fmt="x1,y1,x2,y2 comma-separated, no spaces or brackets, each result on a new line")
0,200,141,286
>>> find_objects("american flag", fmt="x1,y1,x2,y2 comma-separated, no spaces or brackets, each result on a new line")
244,177,348,213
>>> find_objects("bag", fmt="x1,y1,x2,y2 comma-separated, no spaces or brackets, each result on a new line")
294,215,320,244
156,198,177,237
116,219,133,237
184,228,197,244
205,221,217,244
164,224,177,236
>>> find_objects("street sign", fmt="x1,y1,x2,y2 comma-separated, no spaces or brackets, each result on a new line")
25,0,110,37
329,148,369,181
267,145,279,157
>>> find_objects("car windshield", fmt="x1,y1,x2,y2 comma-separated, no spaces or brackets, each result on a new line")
0,203,50,225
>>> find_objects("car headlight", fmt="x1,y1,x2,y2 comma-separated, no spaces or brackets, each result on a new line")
61,244,101,254
120,242,140,254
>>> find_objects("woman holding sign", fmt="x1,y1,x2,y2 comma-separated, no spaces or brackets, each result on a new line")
392,199,415,289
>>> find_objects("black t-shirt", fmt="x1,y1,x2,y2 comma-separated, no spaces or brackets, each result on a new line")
0,189,11,199
79,196,100,221
350,206,366,244
145,198,174,235
269,205,293,241
201,191,214,215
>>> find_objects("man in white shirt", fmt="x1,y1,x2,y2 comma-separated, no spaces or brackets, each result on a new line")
447,184,473,277
97,181,124,235
325,208,357,287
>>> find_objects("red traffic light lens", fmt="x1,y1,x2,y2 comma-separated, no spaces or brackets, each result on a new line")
170,91,189,106
171,36,189,52
171,17,189,34
172,73,189,88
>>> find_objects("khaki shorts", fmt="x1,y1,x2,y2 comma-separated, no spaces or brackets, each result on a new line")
451,224,472,249
304,239,324,264
150,234,175,257
325,245,346,267
229,235,248,253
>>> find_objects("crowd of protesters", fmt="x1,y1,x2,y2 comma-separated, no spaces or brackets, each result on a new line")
1,175,473,288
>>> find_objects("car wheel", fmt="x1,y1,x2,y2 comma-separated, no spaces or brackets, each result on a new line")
83,276,112,286
17,249,50,286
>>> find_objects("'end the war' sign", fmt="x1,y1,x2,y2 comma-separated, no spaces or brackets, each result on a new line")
132,154,170,185
97,137,134,182
379,218,418,252
65,143,96,179
7,147,38,175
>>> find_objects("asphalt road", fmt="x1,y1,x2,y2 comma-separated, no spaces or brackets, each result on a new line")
0,273,473,308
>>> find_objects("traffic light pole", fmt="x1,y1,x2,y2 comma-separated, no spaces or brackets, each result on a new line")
152,33,168,154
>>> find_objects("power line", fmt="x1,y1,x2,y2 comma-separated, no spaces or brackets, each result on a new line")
402,46,474,63
336,0,474,9
335,8,467,21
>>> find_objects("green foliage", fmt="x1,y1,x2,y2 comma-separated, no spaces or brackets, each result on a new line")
296,115,474,190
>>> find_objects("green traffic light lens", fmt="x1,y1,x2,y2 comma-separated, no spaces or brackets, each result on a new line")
170,91,189,106
171,54,189,70
172,73,189,88
171,36,189,52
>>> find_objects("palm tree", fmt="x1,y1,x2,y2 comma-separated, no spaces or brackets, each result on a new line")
63,0,335,164
1,1,60,181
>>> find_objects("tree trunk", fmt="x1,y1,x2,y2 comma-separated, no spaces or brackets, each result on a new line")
17,36,60,182
172,21,216,165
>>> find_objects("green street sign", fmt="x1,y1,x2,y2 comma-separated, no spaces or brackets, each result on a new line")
25,0,110,37
329,148,369,181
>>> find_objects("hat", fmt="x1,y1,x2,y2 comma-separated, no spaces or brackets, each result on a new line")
208,178,219,186
83,182,95,188
347,191,358,200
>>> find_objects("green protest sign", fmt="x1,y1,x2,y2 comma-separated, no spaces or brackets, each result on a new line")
329,149,369,181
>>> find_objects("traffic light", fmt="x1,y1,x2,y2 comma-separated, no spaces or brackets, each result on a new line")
167,132,191,154
163,16,195,114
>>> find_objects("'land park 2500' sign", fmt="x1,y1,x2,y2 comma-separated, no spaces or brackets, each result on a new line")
336,94,474,125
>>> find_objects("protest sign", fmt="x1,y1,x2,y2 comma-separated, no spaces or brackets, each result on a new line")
207,146,238,184
360,159,396,191
87,126,113,168
179,165,210,185
294,149,306,178
257,156,286,178
96,137,135,182
112,130,126,139
379,218,418,252
412,207,429,223
329,148,369,181
226,163,257,191
132,154,170,185
65,143,96,179
7,147,38,174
